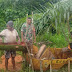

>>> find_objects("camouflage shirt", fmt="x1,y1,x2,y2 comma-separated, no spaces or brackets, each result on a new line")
21,23,34,42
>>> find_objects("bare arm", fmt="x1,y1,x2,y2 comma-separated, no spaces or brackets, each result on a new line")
17,35,20,44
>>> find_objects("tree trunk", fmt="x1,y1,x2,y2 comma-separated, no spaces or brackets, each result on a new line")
0,43,27,52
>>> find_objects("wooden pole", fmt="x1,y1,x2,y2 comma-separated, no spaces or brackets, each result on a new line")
50,60,52,72
40,60,43,72
68,58,70,72
67,11,71,40
31,11,34,72
60,17,69,43
26,13,28,22
32,12,33,25
31,11,34,54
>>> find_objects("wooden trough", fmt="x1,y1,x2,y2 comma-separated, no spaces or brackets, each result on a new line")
26,46,72,72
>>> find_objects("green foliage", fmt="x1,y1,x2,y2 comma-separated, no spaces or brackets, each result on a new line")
36,33,68,48
0,0,60,23
0,0,72,72
0,0,72,48
0,0,60,31
35,0,72,35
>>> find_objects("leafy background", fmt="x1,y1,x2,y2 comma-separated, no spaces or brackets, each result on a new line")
0,0,72,72
0,0,71,48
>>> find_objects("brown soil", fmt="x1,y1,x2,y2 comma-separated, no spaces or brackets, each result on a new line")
0,55,22,72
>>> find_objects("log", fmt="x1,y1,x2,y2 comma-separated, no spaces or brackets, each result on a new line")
36,44,46,59
0,42,27,52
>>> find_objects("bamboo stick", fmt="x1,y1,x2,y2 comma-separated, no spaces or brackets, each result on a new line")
26,13,28,22
67,12,71,39
40,60,43,72
60,13,69,43
50,60,52,72
68,58,70,72
31,11,34,72
31,11,34,54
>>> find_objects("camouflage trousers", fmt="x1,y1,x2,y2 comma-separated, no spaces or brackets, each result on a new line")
26,40,33,53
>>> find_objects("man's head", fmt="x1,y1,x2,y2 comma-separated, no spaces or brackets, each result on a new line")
27,17,32,25
6,21,13,30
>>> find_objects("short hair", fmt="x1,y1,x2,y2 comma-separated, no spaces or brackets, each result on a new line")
6,21,13,28
27,17,32,20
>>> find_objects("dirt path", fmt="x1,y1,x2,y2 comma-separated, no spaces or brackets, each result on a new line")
0,55,23,71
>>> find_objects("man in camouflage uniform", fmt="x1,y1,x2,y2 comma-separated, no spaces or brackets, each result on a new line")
21,17,36,53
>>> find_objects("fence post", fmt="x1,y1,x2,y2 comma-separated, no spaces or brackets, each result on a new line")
50,60,52,72
40,60,43,72
68,58,70,72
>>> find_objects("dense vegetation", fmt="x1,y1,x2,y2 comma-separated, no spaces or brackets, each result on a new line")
0,0,60,23
14,0,72,48
0,0,72,72
0,0,72,48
